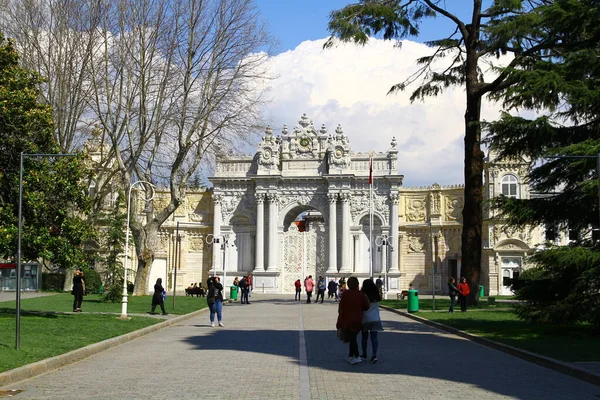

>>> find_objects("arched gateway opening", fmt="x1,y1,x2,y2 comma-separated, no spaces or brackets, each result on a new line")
209,114,403,293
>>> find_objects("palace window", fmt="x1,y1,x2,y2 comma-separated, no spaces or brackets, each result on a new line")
501,174,519,198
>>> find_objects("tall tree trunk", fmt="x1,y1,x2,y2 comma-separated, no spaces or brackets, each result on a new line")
131,223,159,296
462,90,484,304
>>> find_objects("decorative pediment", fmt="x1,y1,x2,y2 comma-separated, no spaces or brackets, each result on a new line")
494,239,530,251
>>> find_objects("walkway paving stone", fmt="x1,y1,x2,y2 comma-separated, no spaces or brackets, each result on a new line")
1,294,599,399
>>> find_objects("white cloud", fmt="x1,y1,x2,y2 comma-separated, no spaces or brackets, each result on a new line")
259,38,507,187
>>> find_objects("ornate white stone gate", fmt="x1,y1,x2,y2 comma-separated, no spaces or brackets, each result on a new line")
209,114,403,293
281,224,327,293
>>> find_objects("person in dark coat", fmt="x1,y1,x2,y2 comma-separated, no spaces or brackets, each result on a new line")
239,276,250,304
72,268,85,312
336,276,370,365
150,278,168,315
206,276,224,327
447,277,460,313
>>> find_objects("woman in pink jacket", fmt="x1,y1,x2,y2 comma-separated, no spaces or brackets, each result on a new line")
304,275,315,304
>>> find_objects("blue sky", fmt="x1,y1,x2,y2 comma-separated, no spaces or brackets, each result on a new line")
251,1,503,187
255,0,474,54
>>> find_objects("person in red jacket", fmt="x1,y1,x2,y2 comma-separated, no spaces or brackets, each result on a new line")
457,277,471,312
336,276,370,365
294,279,302,301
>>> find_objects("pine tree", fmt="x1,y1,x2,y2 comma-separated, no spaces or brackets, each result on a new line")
485,0,600,325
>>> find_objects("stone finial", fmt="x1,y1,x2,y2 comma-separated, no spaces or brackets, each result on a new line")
391,137,397,148
265,125,273,136
320,124,327,135
335,124,343,139
282,124,288,135
299,113,310,128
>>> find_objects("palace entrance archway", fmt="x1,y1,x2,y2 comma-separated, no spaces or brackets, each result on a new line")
209,114,403,293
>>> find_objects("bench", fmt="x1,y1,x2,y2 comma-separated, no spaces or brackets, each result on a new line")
397,290,409,300
185,287,205,297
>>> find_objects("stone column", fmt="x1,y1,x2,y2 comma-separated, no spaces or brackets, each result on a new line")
212,195,222,272
267,194,278,271
327,193,338,273
340,193,352,273
254,193,265,272
353,234,360,273
389,193,400,272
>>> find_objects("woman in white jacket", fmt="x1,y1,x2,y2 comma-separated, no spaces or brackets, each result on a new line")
360,278,384,363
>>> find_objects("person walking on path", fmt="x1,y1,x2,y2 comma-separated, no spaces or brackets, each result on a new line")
336,276,370,365
447,277,460,313
316,276,326,303
72,268,85,312
375,276,384,299
294,279,302,301
304,275,315,304
360,278,383,364
327,278,338,300
239,276,250,304
457,277,470,312
207,276,224,327
150,278,168,315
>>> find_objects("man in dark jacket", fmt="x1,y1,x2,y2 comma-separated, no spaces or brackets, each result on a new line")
239,276,250,304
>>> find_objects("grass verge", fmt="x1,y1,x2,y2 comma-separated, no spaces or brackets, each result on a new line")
0,293,208,373
382,300,600,362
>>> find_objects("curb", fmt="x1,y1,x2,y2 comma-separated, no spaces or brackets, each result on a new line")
382,306,600,388
0,308,208,387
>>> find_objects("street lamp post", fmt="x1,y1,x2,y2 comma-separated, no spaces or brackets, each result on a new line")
205,233,229,299
120,180,155,319
16,152,75,349
375,234,393,300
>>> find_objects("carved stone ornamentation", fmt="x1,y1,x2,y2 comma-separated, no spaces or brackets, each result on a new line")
445,196,463,221
257,125,280,170
189,236,204,252
406,198,426,222
407,234,426,253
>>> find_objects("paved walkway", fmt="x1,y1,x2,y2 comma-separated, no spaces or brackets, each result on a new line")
1,294,599,399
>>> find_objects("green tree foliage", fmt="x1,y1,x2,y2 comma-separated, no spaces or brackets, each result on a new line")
325,1,541,298
484,0,600,325
0,32,95,270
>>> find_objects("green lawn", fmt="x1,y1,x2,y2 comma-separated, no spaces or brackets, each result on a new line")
3,292,208,315
382,300,600,362
0,294,208,373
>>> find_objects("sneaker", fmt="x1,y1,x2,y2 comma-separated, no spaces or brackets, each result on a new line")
210,323,215,327
370,355,378,364
350,357,362,365
360,355,367,361
347,356,354,363
218,322,225,327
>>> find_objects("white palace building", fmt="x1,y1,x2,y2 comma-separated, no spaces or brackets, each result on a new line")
129,114,552,296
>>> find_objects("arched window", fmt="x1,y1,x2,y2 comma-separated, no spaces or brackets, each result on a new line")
501,174,519,198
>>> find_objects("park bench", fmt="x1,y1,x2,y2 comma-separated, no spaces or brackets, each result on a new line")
397,290,409,300
185,287,205,297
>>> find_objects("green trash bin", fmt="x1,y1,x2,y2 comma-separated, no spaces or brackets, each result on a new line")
230,286,238,300
479,285,485,297
407,290,419,313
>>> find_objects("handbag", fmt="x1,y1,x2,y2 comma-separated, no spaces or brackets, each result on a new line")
363,303,379,323
336,328,350,343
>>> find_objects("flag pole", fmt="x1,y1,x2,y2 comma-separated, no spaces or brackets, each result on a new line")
369,152,374,279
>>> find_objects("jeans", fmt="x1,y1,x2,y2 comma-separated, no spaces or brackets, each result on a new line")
361,330,379,357
241,289,249,304
306,291,312,303
449,295,456,312
209,300,223,323
295,289,301,301
316,289,325,303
